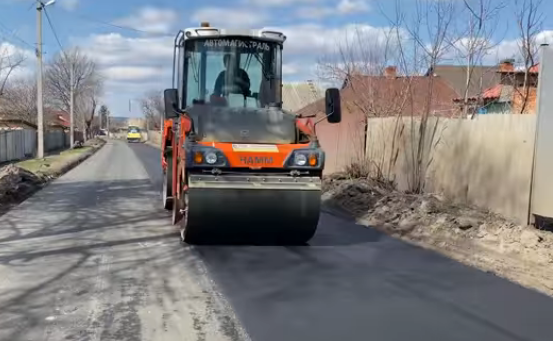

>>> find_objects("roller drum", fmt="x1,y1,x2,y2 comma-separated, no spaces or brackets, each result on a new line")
182,174,322,245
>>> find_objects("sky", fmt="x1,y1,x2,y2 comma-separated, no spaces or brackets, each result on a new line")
1,0,552,118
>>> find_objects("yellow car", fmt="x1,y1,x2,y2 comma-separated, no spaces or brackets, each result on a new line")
127,126,141,143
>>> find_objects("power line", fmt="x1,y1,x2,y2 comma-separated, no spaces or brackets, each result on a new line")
0,21,35,49
72,13,158,35
42,7,64,51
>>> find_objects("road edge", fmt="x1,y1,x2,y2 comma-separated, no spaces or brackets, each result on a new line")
0,140,106,218
44,140,107,179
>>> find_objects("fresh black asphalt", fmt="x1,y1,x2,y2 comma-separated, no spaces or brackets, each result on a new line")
130,141,553,341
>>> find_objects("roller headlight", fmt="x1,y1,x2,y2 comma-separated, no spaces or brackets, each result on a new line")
294,153,307,166
205,152,218,165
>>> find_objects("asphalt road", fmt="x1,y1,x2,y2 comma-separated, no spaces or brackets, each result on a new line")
1,140,553,341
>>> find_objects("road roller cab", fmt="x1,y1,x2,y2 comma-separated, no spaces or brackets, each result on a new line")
161,23,342,245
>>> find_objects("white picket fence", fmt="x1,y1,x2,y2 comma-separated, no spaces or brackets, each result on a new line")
0,129,71,163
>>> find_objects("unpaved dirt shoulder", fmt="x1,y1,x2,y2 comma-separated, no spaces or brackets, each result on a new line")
0,138,106,217
322,175,553,297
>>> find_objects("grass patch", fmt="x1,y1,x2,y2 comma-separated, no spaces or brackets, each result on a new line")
16,146,93,175
60,146,92,155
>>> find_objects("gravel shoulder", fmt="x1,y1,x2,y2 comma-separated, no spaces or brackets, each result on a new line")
322,174,553,297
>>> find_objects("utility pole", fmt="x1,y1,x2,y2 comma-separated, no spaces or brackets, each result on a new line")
146,112,150,141
106,110,110,138
69,62,74,148
36,2,44,159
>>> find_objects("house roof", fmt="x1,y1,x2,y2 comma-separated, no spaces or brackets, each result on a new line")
482,84,502,99
500,63,540,74
453,62,540,102
45,110,70,128
297,74,459,118
427,65,501,98
0,119,37,130
453,83,515,103
282,81,324,112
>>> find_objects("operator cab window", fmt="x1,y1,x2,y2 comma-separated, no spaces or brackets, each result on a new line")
184,37,282,110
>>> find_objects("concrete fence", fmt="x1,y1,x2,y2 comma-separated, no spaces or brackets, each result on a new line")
146,131,162,146
0,130,36,163
365,114,536,225
0,129,81,164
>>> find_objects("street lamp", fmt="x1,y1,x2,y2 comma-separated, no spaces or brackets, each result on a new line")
36,0,56,159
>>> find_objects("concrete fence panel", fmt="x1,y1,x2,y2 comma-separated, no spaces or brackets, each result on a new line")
0,130,30,163
24,130,36,157
147,131,162,146
45,130,67,152
366,114,536,224
0,128,74,164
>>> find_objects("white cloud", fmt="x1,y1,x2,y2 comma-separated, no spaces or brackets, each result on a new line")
59,0,79,11
76,32,174,115
113,7,178,34
445,30,553,65
283,63,300,75
0,42,34,61
241,0,319,7
337,0,370,14
190,7,270,27
295,0,369,19
265,24,399,56
104,66,165,82
295,7,334,19
80,33,173,66
0,42,35,82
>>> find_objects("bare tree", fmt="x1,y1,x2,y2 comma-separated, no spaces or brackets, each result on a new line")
44,46,103,139
0,42,26,97
513,0,543,114
449,0,507,115
75,80,101,140
313,0,461,192
139,90,164,130
0,75,37,123
98,104,109,129
315,24,407,180
383,0,460,192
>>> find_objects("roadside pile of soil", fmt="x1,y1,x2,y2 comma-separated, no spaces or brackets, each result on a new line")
0,139,106,216
322,173,553,297
84,138,105,147
0,165,45,213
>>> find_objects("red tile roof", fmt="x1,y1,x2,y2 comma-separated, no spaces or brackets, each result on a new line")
297,74,460,118
498,63,539,74
482,84,502,99
454,63,540,101
45,109,70,128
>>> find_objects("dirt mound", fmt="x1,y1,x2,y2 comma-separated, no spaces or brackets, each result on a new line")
84,138,105,147
0,164,45,206
323,175,553,296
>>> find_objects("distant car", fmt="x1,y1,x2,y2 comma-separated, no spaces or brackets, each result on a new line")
127,126,141,143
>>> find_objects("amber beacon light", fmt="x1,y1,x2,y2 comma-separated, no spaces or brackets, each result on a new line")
200,22,210,27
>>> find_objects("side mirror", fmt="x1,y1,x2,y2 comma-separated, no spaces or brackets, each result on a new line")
325,88,341,124
163,88,179,119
